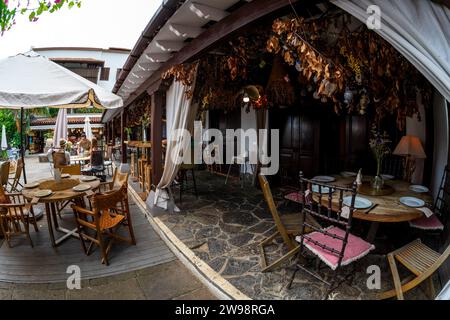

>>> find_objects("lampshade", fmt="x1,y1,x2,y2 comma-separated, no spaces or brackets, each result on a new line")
393,135,427,158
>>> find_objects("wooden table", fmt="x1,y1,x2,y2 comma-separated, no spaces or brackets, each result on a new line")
313,175,433,242
22,176,100,247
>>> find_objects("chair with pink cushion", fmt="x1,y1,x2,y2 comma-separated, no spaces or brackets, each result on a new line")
288,172,375,299
409,165,448,236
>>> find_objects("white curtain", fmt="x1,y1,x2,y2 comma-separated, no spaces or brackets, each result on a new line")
148,72,198,212
331,0,450,102
52,108,67,148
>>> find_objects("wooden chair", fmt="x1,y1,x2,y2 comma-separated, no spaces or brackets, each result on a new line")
0,161,10,189
59,164,82,175
71,185,136,265
145,164,152,194
52,151,69,168
258,174,320,272
177,163,198,203
291,172,375,298
409,165,448,234
8,158,23,192
98,168,129,193
380,239,450,300
130,152,137,180
381,154,404,180
138,156,147,190
0,185,39,248
104,146,114,176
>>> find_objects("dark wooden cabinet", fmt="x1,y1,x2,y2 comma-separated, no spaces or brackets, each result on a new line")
271,106,320,183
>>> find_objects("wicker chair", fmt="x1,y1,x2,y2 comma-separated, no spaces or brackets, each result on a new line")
71,185,136,265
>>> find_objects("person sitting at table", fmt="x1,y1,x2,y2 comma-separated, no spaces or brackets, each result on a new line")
53,139,71,167
77,133,91,156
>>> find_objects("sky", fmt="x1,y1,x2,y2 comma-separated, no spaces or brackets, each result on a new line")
0,0,163,59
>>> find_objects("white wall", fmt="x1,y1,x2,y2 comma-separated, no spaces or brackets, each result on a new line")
406,91,427,184
240,107,257,173
431,91,449,199
33,48,129,91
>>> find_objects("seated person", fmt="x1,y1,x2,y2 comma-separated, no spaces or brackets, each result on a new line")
53,139,71,167
77,134,91,155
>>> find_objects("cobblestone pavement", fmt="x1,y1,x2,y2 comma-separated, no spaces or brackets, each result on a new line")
159,170,435,300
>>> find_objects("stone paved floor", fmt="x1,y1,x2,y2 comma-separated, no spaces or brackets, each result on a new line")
0,156,216,300
158,170,436,300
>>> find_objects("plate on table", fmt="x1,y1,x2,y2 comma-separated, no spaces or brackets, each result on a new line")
381,174,394,180
24,182,39,189
399,196,425,208
312,184,335,194
34,189,53,198
80,176,97,182
343,196,372,209
61,174,71,179
409,185,429,193
73,184,91,192
312,175,335,183
341,171,357,178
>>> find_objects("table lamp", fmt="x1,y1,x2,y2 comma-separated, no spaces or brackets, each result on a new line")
393,135,426,182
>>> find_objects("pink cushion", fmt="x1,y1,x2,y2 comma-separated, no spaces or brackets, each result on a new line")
409,214,444,231
284,191,312,205
284,192,303,203
296,226,375,270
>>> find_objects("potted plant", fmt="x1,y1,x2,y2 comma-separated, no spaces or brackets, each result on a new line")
124,127,132,142
369,126,391,190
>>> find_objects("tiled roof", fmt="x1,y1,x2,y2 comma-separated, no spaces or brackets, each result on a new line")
30,116,102,126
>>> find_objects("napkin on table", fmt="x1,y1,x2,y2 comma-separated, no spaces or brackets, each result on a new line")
416,206,434,218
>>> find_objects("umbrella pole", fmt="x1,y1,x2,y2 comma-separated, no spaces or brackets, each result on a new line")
20,107,27,184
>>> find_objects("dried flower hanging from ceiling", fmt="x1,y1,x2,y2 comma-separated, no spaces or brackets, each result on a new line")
162,61,199,99
266,14,432,130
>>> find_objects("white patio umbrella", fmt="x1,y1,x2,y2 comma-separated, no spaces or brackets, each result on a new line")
1,125,7,150
52,108,68,149
83,117,93,140
0,52,123,182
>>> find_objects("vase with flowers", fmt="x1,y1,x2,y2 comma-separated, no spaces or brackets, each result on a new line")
140,114,150,142
369,126,391,190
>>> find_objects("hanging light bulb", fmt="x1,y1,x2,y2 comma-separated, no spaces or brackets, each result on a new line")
243,93,250,103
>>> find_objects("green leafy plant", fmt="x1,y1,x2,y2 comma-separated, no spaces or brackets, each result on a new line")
0,0,81,35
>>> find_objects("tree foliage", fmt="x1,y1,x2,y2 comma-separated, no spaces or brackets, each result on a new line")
0,0,81,35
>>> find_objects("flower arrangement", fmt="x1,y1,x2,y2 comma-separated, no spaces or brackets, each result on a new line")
140,114,150,128
369,125,391,177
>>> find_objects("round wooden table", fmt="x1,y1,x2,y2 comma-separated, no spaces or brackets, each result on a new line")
313,175,433,242
22,175,100,247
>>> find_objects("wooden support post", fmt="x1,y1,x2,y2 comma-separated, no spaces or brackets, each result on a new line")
111,120,115,145
151,91,164,185
121,110,127,164
105,122,109,146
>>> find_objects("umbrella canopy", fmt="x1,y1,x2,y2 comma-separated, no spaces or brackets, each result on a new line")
52,108,68,149
0,52,123,109
1,125,7,150
84,117,93,141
